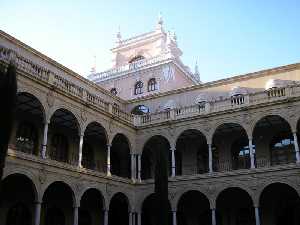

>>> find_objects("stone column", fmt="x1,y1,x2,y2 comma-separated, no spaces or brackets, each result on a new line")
172,211,177,225
73,206,79,225
131,154,136,181
104,210,108,225
137,212,141,225
249,138,255,168
129,212,133,225
171,147,176,177
208,143,213,173
34,201,42,225
137,154,141,182
107,144,111,176
293,132,300,163
41,122,49,159
78,134,84,167
255,207,261,225
132,212,136,225
211,208,216,225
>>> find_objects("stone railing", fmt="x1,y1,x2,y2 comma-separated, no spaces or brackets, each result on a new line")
134,84,300,126
88,54,171,82
0,45,133,124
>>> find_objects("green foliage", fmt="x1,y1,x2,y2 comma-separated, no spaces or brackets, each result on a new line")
154,146,169,225
0,62,17,181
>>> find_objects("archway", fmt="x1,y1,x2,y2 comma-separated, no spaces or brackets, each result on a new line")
212,123,249,171
11,92,45,155
0,174,36,225
42,181,75,225
142,193,172,225
49,109,80,164
79,188,105,225
110,134,131,178
83,122,107,172
177,190,211,225
109,192,129,225
216,187,254,225
253,115,294,167
141,135,171,180
176,130,208,175
259,183,300,225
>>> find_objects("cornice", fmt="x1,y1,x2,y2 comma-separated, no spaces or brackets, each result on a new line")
128,62,300,104
0,30,127,104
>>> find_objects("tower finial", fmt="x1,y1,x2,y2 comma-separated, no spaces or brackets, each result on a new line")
194,60,201,82
90,55,97,73
156,12,164,31
116,26,122,44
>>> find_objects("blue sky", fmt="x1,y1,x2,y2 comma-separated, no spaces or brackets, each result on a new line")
1,0,300,82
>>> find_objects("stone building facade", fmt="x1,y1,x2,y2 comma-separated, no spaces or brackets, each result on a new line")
1,19,300,225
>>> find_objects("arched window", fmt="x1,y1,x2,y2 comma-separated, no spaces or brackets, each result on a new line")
129,55,145,63
50,134,69,163
134,81,143,95
270,133,295,165
110,88,117,95
131,105,149,115
15,122,38,154
147,78,157,92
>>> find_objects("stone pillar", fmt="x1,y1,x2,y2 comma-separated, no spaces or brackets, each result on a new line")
255,207,261,225
131,154,136,181
137,154,141,182
129,212,133,225
172,211,177,225
171,147,176,177
78,134,84,167
104,210,108,225
137,212,141,225
41,122,49,159
73,206,79,225
249,138,255,168
293,132,300,163
132,212,136,225
211,208,216,225
107,144,111,176
208,143,213,173
34,201,42,225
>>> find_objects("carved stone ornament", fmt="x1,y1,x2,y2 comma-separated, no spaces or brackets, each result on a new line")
168,124,175,137
81,109,87,122
162,65,175,82
46,90,55,107
39,167,47,184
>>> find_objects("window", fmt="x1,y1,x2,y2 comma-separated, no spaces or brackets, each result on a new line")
134,81,143,95
270,133,295,165
50,134,69,163
16,122,37,154
148,78,157,92
110,88,117,95
129,55,145,63
131,105,149,115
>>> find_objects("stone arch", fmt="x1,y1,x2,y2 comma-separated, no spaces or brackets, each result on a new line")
48,105,82,135
173,188,211,211
110,132,132,152
1,172,39,202
250,112,293,137
16,91,47,123
109,192,131,225
209,119,250,142
214,185,255,208
174,126,209,147
78,186,107,210
256,181,300,207
83,120,109,142
41,180,77,206
141,135,171,180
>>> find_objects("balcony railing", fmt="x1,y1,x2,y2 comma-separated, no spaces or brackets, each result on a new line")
2,45,300,128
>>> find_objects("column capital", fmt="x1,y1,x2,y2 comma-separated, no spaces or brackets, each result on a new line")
248,136,253,141
170,147,176,151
